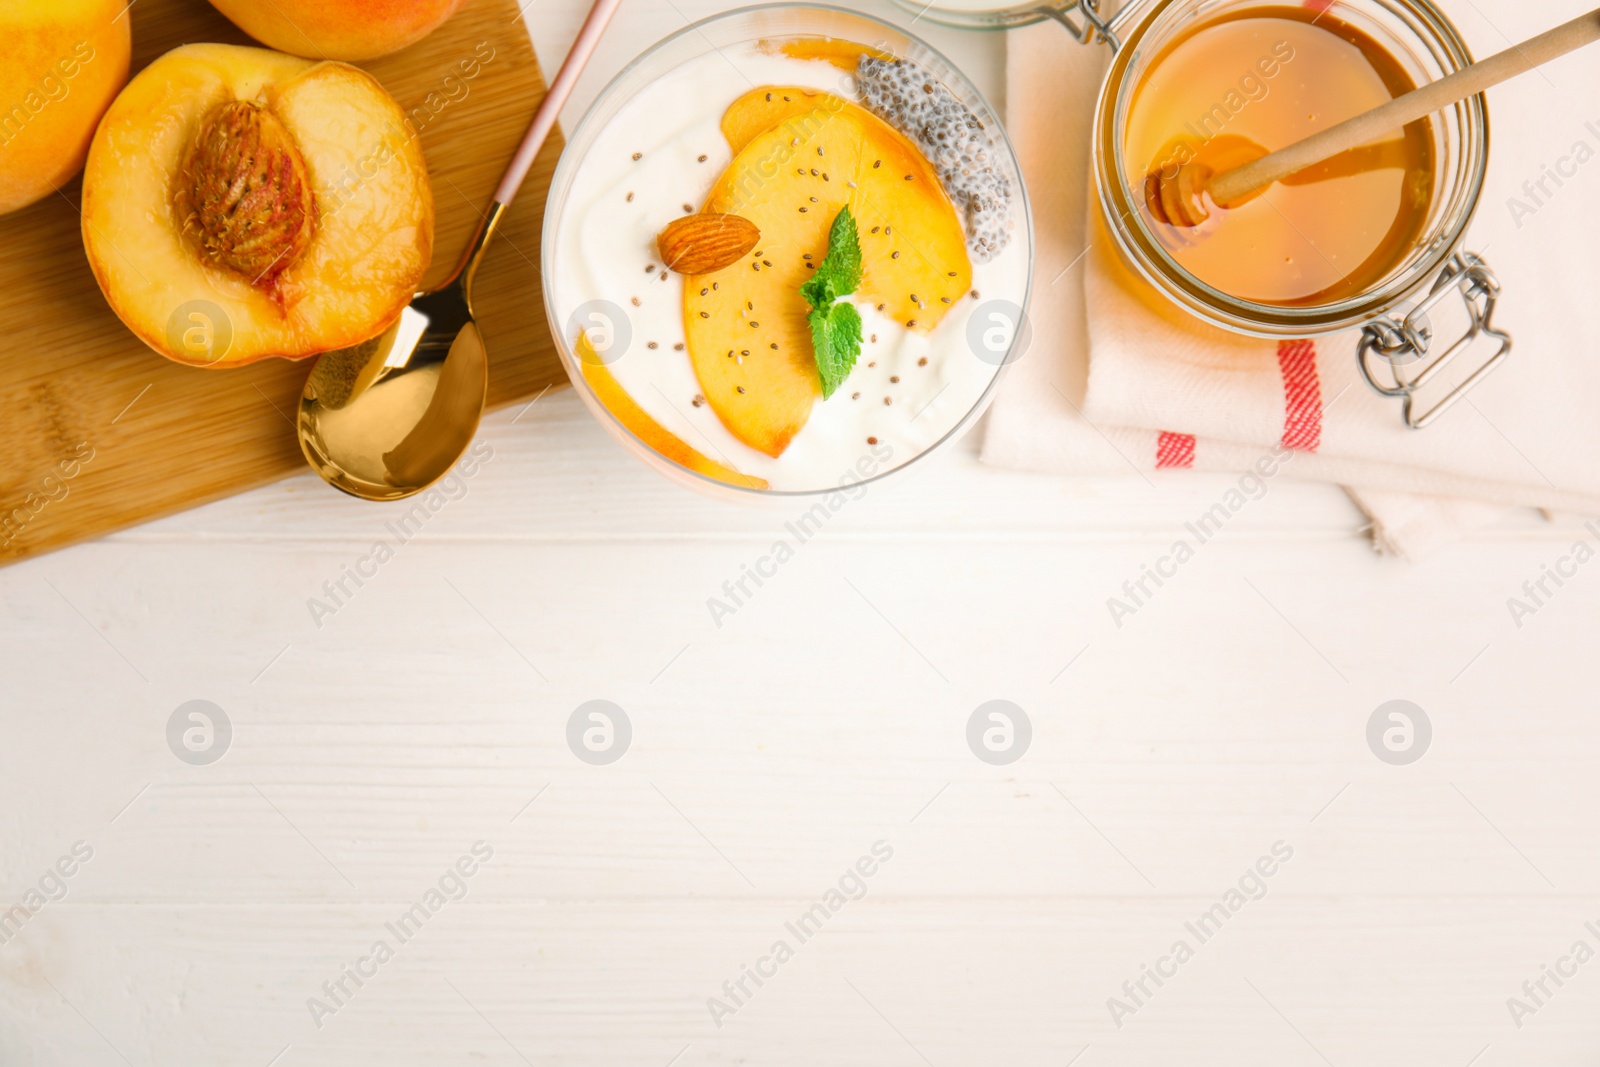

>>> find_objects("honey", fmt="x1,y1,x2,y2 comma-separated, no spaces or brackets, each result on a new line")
1123,6,1436,307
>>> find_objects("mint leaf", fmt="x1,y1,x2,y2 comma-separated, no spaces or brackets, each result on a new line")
809,300,862,400
799,269,838,310
822,205,863,295
801,207,864,398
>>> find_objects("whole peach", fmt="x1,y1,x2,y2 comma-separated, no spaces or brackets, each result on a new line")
0,0,131,215
206,0,468,62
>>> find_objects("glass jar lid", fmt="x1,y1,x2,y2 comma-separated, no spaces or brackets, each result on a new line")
889,0,1134,36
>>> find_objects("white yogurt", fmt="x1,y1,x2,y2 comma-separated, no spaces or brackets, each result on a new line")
550,43,1029,491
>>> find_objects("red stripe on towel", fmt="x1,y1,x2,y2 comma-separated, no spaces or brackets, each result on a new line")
1277,339,1322,452
1156,432,1196,468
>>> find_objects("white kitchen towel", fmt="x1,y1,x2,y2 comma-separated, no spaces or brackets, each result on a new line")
1343,486,1518,559
978,15,1514,553
981,1,1600,550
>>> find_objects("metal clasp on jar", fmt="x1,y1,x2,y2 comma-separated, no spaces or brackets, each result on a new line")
1356,252,1512,429
1034,0,1138,50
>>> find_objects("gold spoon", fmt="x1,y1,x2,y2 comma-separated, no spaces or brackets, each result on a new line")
298,0,624,500
1146,6,1600,229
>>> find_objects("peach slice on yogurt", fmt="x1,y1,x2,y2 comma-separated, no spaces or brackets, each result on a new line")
719,86,851,153
683,98,972,457
577,334,767,490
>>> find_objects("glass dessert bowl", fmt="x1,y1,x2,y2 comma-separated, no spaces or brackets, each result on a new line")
543,4,1034,497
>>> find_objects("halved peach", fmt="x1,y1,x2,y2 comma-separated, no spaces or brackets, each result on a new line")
578,335,767,490
684,98,971,456
81,44,433,368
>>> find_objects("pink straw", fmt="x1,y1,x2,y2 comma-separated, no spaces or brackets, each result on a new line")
493,0,626,206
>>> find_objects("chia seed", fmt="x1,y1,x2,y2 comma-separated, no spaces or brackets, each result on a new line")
856,55,1015,261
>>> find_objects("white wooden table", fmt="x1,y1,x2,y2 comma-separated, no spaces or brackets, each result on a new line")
3,2,1598,1064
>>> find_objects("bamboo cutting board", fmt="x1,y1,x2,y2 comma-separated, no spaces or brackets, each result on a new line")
0,0,566,567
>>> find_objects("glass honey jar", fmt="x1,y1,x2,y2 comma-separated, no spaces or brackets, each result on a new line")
902,0,1512,427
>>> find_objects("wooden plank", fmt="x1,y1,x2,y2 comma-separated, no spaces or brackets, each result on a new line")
2,901,1593,1063
4,410,1598,1065
0,0,565,568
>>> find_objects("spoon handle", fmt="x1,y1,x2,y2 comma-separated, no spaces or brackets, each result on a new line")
492,0,626,206
1208,7,1600,206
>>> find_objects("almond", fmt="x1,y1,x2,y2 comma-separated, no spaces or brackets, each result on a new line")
656,213,761,275
174,99,316,288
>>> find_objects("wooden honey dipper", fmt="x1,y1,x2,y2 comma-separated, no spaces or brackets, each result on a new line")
1147,7,1600,228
